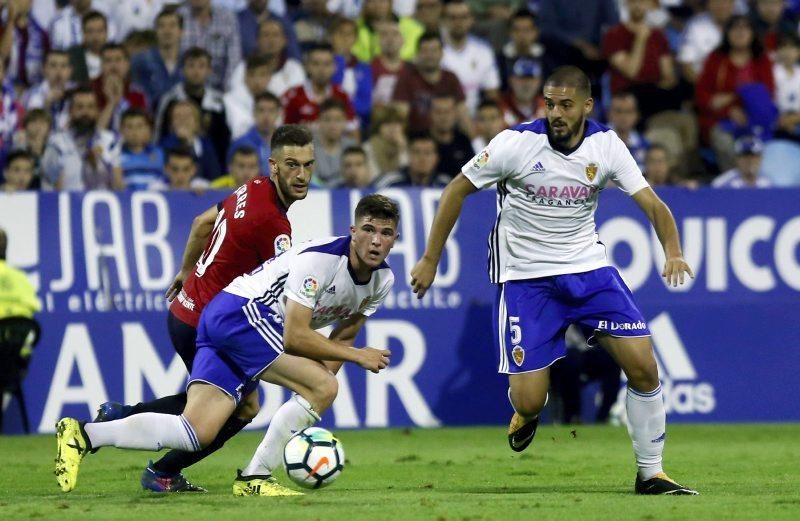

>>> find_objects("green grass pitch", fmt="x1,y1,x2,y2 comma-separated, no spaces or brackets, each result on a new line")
2,424,799,520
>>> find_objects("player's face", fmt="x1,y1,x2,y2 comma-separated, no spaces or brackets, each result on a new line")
350,215,398,269
306,51,335,86
4,159,34,191
258,21,286,54
45,54,72,85
270,144,314,204
543,85,593,148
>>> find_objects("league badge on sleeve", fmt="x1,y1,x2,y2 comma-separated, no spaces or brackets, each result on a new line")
512,345,525,367
274,234,291,255
472,149,490,169
301,276,319,298
585,162,599,182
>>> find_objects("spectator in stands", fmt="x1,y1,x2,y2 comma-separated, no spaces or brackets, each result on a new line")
429,93,474,178
312,98,357,187
644,144,675,186
607,92,649,172
227,92,280,175
441,0,499,115
91,44,148,131
178,0,241,90
500,56,544,126
293,0,333,53
696,15,775,172
603,0,681,120
119,108,165,191
155,47,230,164
238,0,301,60
330,17,373,128
679,0,735,83
154,145,210,191
23,50,73,130
159,99,222,181
211,145,261,190
283,43,357,133
11,109,51,184
224,54,273,139
2,0,49,88
497,9,545,91
1,150,36,192
0,227,41,320
0,60,22,152
67,10,108,83
108,0,166,41
472,100,506,151
363,105,408,180
230,18,304,98
50,0,114,51
130,6,184,108
374,133,449,188
352,0,422,63
392,31,468,135
371,16,412,110
41,86,123,190
336,145,374,188
712,136,771,187
751,0,796,54
413,0,442,33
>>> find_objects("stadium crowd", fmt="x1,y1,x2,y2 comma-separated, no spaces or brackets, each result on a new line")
2,0,800,193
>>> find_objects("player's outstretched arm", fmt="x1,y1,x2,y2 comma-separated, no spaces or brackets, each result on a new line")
411,174,478,298
165,205,219,301
631,187,695,287
283,299,390,373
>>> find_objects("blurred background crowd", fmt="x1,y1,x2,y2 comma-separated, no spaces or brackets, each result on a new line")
2,0,800,193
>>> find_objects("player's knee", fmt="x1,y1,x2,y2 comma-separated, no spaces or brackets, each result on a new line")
624,359,660,392
511,392,547,418
186,420,217,450
310,373,338,411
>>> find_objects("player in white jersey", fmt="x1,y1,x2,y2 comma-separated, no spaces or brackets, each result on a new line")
54,195,399,495
411,66,698,496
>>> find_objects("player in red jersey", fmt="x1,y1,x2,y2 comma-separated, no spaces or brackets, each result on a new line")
93,125,315,492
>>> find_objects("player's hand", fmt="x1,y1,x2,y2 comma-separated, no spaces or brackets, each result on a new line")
356,347,391,374
410,256,438,299
662,256,694,287
165,270,188,301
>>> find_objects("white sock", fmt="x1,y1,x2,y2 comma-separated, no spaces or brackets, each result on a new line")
242,394,320,476
84,413,201,452
626,385,666,480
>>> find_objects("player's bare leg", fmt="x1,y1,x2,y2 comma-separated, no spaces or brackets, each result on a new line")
182,383,239,448
507,369,550,452
598,334,698,495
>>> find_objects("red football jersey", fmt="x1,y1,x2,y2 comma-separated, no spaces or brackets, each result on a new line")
170,177,292,327
282,82,356,125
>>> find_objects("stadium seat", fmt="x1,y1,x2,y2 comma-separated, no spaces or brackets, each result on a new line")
0,317,41,434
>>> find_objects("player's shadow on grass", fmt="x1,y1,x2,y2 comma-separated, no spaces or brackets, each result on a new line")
452,485,628,495
430,300,509,426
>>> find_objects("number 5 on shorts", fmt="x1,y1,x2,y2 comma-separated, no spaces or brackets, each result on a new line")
509,316,522,345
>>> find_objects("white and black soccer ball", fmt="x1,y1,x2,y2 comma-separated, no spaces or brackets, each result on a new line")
283,427,345,489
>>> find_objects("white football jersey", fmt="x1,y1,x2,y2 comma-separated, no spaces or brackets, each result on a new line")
462,119,650,283
224,236,394,329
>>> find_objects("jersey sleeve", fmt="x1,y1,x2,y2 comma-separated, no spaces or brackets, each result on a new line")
283,253,328,310
460,129,512,189
359,272,394,317
607,132,650,195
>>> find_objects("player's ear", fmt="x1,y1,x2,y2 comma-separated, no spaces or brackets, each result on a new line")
268,157,277,175
584,96,594,116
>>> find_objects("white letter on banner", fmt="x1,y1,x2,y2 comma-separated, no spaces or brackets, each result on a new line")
775,216,800,290
650,217,702,292
50,192,75,292
706,218,728,291
122,323,186,404
331,366,360,428
730,216,775,291
421,188,459,287
131,192,174,290
598,217,651,291
83,192,131,290
373,188,417,283
39,324,108,432
364,320,440,427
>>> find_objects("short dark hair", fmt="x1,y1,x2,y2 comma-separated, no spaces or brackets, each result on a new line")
101,43,128,59
319,97,347,114
82,10,107,28
182,47,211,65
245,53,272,73
254,91,281,107
270,124,313,153
24,108,51,126
229,145,258,164
477,100,502,113
342,145,366,158
544,66,591,99
510,8,537,27
121,107,151,125
45,49,69,62
156,5,183,28
165,146,195,164
5,149,35,169
355,194,400,225
331,16,357,34
67,84,97,104
408,132,437,147
647,143,670,158
305,42,334,59
417,31,443,50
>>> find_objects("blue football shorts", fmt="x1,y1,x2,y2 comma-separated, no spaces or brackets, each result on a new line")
493,266,650,374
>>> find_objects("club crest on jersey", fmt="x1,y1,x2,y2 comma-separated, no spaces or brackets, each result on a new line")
301,276,319,298
585,162,599,182
472,149,489,169
512,346,525,366
274,234,291,255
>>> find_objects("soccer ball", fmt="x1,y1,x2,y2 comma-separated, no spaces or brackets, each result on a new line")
283,427,345,489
